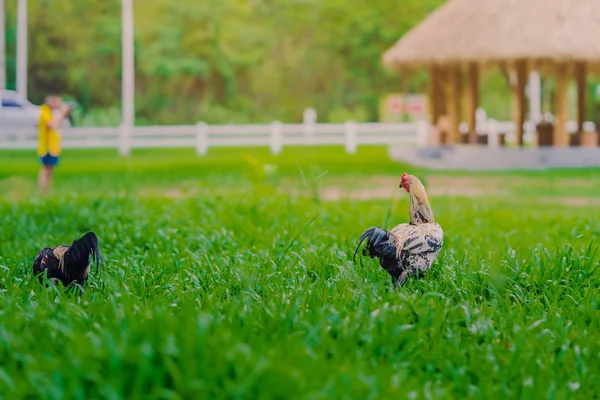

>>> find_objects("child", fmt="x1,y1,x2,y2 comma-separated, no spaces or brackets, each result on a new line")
37,95,71,193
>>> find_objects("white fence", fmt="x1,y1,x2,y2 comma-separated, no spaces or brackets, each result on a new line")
0,120,428,155
0,117,593,155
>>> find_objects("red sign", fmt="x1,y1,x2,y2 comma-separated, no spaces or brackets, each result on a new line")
379,93,427,122
406,103,424,113
404,95,427,121
387,96,403,113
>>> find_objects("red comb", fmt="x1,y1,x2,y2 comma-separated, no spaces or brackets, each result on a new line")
401,173,408,179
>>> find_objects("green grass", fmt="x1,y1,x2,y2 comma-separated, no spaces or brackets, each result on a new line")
1,147,600,399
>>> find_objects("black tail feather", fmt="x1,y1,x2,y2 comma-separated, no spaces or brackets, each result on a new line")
64,232,103,275
353,227,397,262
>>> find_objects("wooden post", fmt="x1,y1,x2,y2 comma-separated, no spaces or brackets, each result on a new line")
430,65,448,144
554,63,569,147
436,66,448,144
454,65,464,143
431,66,447,122
428,67,437,123
436,68,447,119
443,65,460,145
515,61,527,146
467,63,479,144
575,62,586,136
581,121,598,147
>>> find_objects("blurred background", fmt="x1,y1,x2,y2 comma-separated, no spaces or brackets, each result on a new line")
3,0,600,162
1,0,444,127
5,0,592,127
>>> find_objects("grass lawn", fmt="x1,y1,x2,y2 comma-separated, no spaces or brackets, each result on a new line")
0,146,599,399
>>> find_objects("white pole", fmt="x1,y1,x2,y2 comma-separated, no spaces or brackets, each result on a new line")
269,121,282,155
16,0,27,97
195,122,208,155
0,0,6,90
344,121,357,154
528,71,542,123
303,107,316,144
120,0,134,155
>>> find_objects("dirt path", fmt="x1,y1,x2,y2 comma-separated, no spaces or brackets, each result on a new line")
315,175,508,201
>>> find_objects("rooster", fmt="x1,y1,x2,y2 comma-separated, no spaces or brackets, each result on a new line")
354,173,443,288
32,232,103,293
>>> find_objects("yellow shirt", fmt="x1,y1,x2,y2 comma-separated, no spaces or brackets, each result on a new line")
37,104,62,157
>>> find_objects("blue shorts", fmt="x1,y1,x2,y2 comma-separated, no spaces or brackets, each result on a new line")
40,153,60,167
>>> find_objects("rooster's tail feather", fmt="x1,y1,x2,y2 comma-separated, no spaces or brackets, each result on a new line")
64,232,103,274
353,227,397,262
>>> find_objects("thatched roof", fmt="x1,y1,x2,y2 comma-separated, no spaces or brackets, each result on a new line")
383,0,600,69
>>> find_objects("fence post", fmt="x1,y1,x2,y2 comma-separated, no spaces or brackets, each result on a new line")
416,120,429,148
303,108,316,145
118,123,132,155
523,121,535,146
583,121,596,132
475,108,487,133
270,121,282,155
344,121,357,154
195,122,208,155
582,121,598,147
487,119,498,148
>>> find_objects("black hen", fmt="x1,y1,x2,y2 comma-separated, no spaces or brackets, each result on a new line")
32,232,103,292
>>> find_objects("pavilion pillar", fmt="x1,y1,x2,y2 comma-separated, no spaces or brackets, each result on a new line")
432,65,449,144
575,62,586,136
436,67,447,119
466,63,479,144
443,65,460,145
453,65,464,143
554,63,569,147
428,66,438,123
515,61,528,146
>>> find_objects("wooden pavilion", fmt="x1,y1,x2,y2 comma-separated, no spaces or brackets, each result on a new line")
382,0,600,147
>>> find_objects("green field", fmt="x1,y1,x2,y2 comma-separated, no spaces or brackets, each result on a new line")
1,147,599,399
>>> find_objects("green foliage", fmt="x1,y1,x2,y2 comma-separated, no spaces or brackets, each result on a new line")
1,0,525,126
71,106,123,128
328,105,371,123
0,147,600,397
481,72,512,121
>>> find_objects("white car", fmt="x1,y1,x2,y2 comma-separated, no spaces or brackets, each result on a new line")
0,90,72,135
